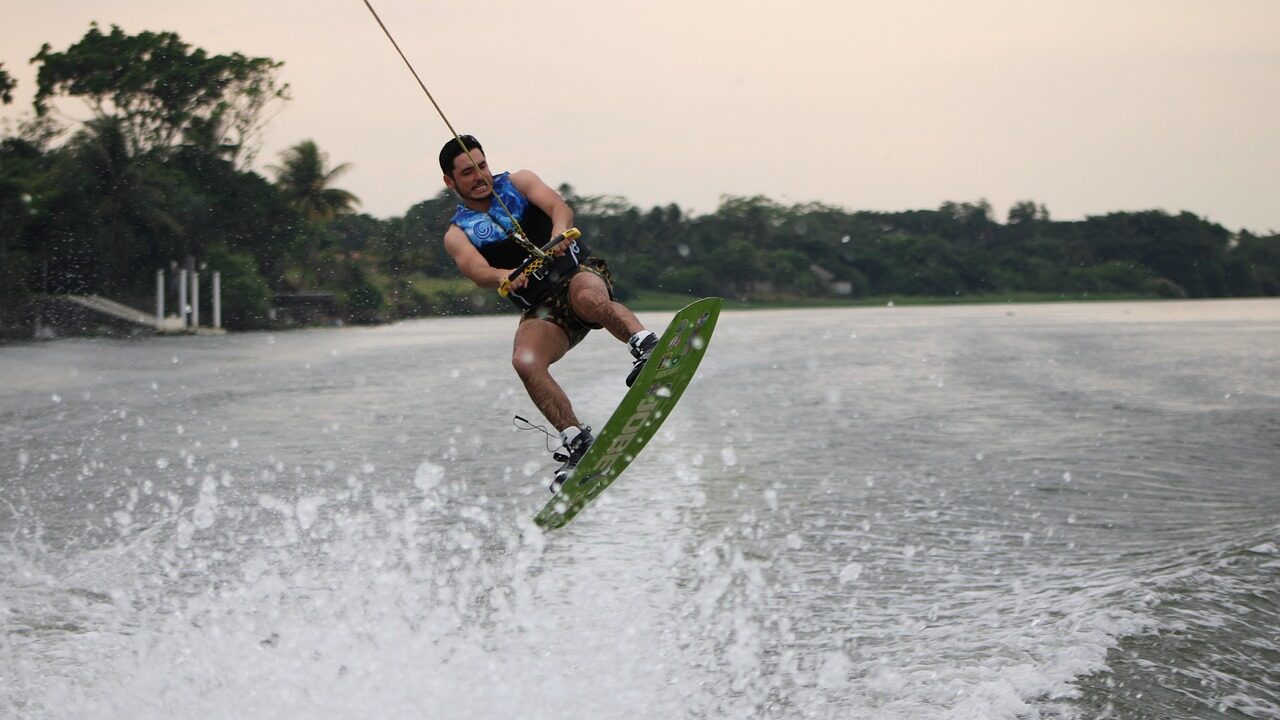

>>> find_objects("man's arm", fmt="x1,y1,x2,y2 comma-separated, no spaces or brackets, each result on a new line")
510,169,575,253
444,226,523,290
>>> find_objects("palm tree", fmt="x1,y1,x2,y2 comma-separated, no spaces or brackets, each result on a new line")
60,117,181,293
269,140,360,222
0,63,15,105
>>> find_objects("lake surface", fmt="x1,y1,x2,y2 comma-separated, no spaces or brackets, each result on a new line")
2,299,1278,719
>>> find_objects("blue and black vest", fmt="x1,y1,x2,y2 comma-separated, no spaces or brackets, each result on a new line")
449,172,553,269
449,172,590,311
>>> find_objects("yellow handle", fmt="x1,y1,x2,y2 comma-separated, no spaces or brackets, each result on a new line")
498,228,582,297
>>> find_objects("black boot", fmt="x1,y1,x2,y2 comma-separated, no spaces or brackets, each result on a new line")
550,427,594,493
626,332,659,387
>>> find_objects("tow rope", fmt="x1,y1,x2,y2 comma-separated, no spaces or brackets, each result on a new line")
361,0,548,261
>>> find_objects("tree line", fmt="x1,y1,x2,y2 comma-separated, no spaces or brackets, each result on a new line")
3,26,1278,334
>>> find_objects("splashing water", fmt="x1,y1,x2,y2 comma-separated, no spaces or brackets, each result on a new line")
2,301,1279,719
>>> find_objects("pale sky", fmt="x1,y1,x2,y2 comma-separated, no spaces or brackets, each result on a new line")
4,0,1279,232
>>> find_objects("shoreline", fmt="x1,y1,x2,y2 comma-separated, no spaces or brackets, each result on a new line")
624,290,1165,312
7,292,1279,344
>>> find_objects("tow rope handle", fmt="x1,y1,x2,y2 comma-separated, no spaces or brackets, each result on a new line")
499,228,582,297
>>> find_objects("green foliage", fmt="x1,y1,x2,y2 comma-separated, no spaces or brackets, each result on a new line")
658,265,716,297
1226,232,1280,295
0,63,14,105
0,138,49,301
765,248,820,294
270,140,360,222
1077,211,1230,297
4,24,1279,333
56,117,182,294
394,275,495,317
334,260,386,324
1069,261,1155,295
205,245,271,329
166,143,301,287
31,23,288,164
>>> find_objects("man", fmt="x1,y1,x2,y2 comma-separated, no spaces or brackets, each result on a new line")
439,135,658,492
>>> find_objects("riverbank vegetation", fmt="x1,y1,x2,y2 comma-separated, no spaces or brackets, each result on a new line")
3,26,1278,335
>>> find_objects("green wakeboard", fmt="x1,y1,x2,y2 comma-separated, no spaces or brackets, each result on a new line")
534,297,722,530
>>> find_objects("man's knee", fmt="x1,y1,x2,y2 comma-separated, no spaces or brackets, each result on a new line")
512,346,546,379
569,277,610,316
570,270,608,297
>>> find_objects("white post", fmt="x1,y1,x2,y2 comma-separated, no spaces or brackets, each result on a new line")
212,272,222,329
155,270,165,328
191,272,200,329
178,269,189,329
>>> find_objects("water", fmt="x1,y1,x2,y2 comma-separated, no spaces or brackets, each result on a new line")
2,299,1278,719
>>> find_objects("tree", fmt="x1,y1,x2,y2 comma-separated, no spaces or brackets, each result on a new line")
0,63,14,105
1227,232,1280,296
31,24,288,164
940,199,996,245
165,141,301,288
205,244,272,329
46,117,180,294
1007,200,1049,225
0,138,46,304
269,139,360,222
1081,211,1229,297
390,192,455,275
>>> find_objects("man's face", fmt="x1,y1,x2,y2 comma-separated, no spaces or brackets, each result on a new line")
444,148,493,203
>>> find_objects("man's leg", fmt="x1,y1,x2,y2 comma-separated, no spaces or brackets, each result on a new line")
511,318,580,432
567,271,645,343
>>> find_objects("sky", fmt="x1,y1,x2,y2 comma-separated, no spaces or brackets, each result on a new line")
3,0,1279,232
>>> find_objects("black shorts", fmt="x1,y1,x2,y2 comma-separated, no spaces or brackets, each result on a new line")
521,257,613,348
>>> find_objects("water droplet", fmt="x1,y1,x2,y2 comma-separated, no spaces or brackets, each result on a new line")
414,460,445,491
721,446,737,467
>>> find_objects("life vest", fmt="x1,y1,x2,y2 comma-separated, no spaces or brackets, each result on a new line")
449,172,589,311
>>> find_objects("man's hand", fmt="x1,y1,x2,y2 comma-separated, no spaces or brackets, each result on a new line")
547,227,581,257
498,267,529,295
